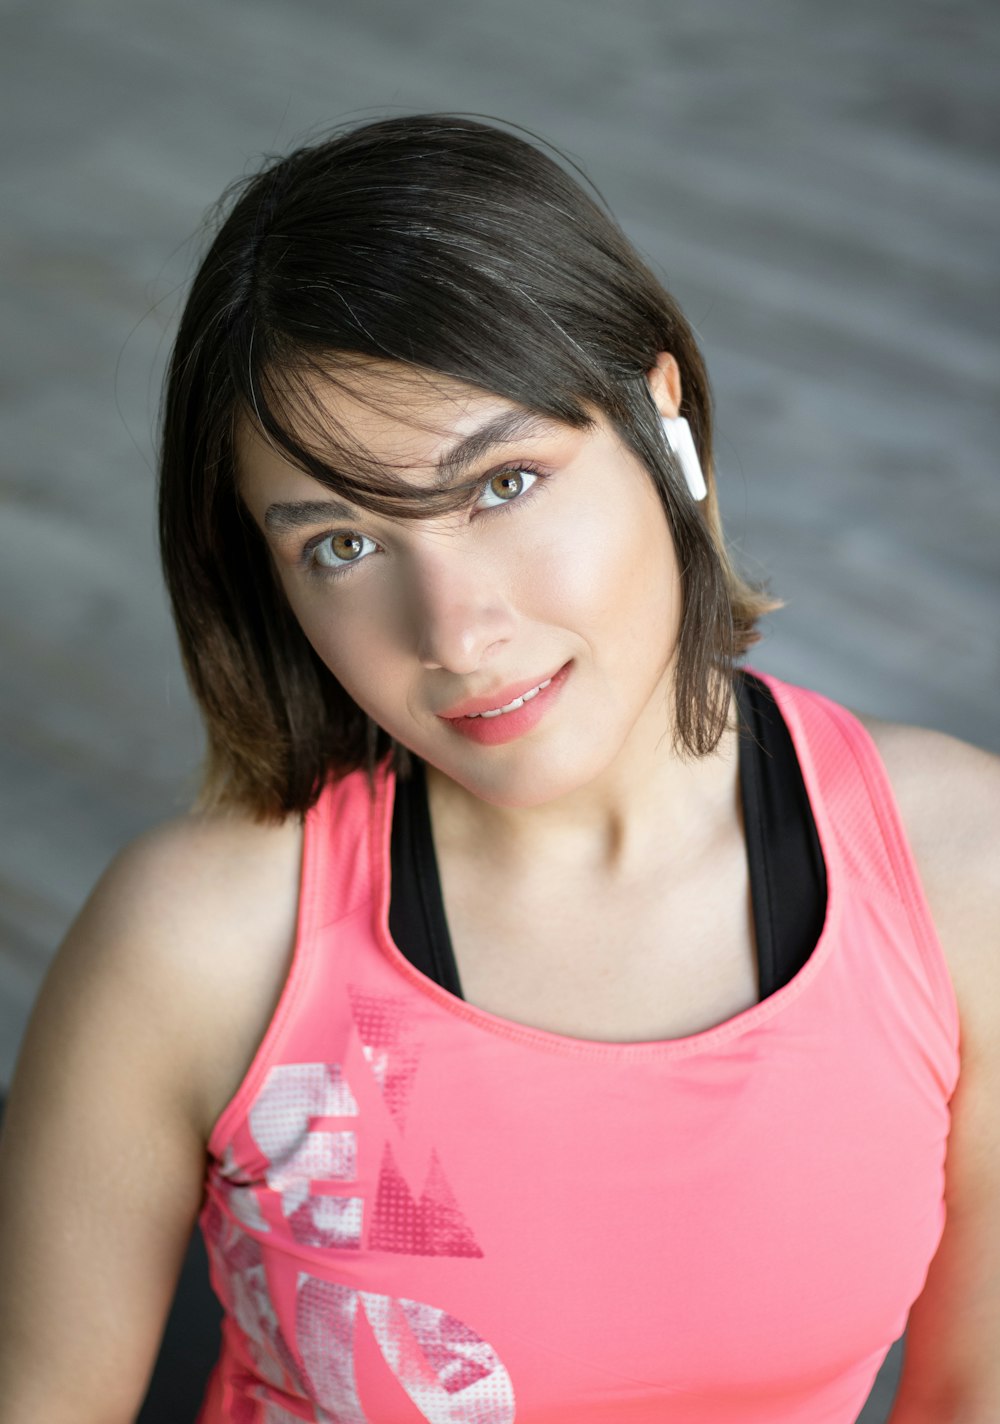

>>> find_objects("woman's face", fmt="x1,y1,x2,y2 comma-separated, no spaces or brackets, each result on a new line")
238,364,684,809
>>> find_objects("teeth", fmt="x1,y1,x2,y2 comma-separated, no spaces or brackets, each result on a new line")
466,677,552,719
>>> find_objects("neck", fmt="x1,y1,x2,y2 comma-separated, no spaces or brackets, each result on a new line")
425,688,741,883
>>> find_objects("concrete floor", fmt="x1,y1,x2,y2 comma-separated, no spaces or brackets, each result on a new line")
2,1,997,1418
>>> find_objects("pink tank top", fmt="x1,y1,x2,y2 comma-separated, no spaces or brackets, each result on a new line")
197,674,959,1423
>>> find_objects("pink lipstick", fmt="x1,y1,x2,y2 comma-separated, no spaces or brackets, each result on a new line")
439,663,571,745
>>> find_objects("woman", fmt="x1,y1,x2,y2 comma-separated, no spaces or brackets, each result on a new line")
0,114,997,1423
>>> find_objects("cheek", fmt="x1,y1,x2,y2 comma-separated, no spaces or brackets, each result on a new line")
539,481,679,636
279,575,393,706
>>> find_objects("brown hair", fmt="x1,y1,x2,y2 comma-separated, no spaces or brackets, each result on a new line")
159,113,777,821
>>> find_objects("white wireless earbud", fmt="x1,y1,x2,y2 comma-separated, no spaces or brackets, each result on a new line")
660,415,708,502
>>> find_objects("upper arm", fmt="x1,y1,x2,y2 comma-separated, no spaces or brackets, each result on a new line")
865,722,1000,1420
0,813,301,1422
0,841,208,1419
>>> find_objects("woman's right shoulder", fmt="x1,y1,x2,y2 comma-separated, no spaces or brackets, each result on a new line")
32,806,306,1143
97,805,304,947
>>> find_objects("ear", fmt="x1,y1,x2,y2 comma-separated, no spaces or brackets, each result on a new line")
646,352,683,418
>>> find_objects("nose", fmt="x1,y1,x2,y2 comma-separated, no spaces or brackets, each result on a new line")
407,538,516,674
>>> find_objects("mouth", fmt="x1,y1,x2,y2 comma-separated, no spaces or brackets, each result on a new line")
438,666,565,721
463,676,553,719
437,663,572,745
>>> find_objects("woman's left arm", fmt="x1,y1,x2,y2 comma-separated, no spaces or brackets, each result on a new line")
865,721,1000,1423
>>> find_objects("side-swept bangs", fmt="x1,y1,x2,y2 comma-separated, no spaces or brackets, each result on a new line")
159,113,777,820
240,351,596,525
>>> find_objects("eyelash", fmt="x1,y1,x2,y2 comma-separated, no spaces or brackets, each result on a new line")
301,461,549,580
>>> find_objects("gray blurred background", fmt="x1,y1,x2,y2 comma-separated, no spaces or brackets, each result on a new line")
1,2,998,1415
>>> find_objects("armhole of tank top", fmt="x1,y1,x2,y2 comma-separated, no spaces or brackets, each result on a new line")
205,781,336,1160
790,685,960,1054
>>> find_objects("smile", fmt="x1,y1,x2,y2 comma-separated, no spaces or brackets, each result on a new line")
440,663,571,744
464,677,553,719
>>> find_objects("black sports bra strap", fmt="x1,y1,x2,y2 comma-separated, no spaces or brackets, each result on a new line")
735,672,828,998
389,759,463,997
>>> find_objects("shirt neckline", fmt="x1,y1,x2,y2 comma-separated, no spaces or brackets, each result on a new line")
368,672,843,1061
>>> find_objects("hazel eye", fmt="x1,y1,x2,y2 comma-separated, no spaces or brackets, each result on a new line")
312,530,376,569
477,468,538,509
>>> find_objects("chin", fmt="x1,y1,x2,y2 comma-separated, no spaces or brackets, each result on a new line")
443,743,612,811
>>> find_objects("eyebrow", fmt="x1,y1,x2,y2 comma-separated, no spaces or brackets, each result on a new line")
433,409,560,481
264,497,356,534
263,409,562,534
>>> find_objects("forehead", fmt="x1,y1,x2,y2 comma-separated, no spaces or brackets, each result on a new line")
236,361,522,497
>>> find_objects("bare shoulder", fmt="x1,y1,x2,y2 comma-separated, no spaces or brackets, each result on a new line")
92,804,303,961
36,806,304,1142
856,714,1000,888
857,713,1000,1018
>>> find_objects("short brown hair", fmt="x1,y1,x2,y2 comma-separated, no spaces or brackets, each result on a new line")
159,114,777,821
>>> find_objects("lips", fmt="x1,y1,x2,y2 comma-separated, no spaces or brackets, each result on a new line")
440,663,571,745
464,677,552,719
438,666,566,721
